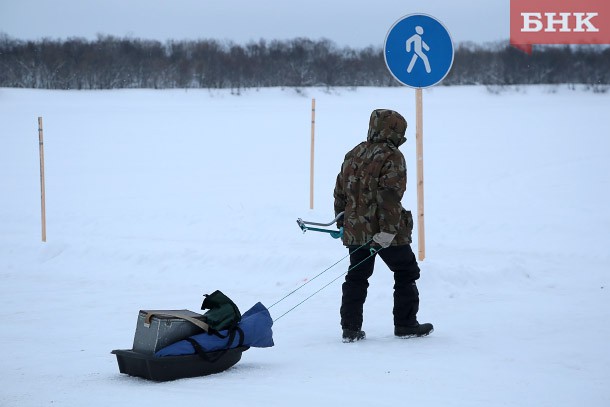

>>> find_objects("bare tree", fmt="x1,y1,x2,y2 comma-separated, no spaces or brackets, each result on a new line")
0,33,608,90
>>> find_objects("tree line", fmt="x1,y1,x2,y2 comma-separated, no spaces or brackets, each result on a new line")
1,34,608,91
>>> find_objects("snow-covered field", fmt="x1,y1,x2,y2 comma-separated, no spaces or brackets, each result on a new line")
1,86,609,406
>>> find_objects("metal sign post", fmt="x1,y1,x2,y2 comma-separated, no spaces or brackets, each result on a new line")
384,14,454,261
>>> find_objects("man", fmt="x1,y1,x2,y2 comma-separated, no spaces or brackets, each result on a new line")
333,109,433,343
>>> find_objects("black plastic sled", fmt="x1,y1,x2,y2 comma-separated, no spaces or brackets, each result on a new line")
111,346,249,382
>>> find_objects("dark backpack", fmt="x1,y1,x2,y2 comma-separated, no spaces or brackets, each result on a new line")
201,290,241,331
200,290,242,332
185,290,244,362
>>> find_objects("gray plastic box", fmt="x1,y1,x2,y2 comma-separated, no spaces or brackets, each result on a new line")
132,310,206,355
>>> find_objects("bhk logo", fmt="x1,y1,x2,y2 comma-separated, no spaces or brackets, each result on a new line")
510,0,610,53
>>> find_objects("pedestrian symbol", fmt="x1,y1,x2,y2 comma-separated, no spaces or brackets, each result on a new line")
406,26,431,73
384,14,454,88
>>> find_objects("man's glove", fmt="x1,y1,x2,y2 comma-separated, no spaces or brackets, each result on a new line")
372,232,396,248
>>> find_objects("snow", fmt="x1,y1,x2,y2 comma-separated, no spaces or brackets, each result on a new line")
0,86,609,406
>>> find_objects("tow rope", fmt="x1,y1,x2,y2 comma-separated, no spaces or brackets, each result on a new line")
269,212,382,322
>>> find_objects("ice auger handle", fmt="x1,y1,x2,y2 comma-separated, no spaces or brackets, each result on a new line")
297,212,344,239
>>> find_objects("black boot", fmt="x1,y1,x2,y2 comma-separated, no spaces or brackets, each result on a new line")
395,322,433,338
342,328,366,343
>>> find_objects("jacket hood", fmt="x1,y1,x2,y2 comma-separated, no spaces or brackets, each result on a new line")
366,109,407,147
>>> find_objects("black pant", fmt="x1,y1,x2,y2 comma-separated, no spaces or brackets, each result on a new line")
340,244,421,330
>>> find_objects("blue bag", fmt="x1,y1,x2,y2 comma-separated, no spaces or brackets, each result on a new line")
155,302,273,357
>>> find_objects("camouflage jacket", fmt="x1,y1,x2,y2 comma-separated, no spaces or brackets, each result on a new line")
333,109,414,247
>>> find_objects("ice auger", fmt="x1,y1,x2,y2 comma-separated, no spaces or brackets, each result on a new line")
296,211,344,239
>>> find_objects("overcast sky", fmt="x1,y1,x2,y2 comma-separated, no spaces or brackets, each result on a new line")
0,0,509,47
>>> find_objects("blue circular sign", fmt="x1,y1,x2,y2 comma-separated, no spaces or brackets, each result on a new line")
384,14,454,88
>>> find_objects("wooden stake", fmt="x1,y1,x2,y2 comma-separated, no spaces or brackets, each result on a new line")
415,89,425,261
310,98,316,210
38,117,47,242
